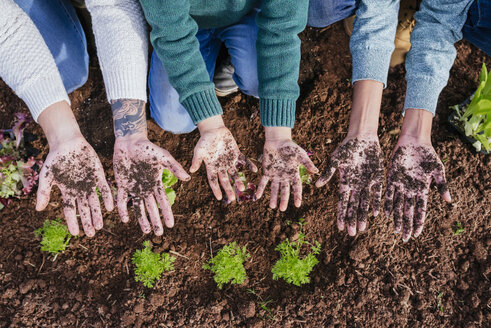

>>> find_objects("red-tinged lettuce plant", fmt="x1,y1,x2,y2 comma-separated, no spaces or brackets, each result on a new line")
0,113,41,210
451,63,491,152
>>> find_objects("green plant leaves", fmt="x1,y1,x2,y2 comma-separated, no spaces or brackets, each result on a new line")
132,240,176,288
203,242,250,289
162,169,178,206
34,219,71,255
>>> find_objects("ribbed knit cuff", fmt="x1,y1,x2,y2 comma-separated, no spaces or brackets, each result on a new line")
103,67,148,103
403,75,446,116
260,98,296,128
181,88,223,124
351,47,393,88
19,74,71,122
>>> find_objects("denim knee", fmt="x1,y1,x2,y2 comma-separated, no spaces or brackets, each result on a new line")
463,0,491,56
234,72,259,98
307,0,357,28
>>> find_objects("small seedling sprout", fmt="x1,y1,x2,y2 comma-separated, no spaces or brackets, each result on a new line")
271,218,321,286
437,292,444,312
162,169,178,205
203,242,250,289
453,222,465,235
34,218,71,258
132,241,176,288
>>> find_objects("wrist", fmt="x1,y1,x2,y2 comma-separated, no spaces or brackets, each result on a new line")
346,80,383,138
399,108,433,144
197,115,226,133
264,126,292,142
115,132,148,144
38,101,83,147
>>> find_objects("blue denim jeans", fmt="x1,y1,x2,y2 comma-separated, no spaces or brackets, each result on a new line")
149,10,259,134
307,0,357,28
463,0,491,55
14,0,89,93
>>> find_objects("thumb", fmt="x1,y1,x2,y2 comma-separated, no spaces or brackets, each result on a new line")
36,167,53,211
299,153,319,174
315,158,338,188
433,169,451,202
189,153,203,173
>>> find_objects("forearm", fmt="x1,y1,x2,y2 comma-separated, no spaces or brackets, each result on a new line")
347,80,383,138
398,108,433,144
350,0,399,87
111,98,147,140
404,0,473,115
0,0,69,122
256,0,309,128
85,0,148,103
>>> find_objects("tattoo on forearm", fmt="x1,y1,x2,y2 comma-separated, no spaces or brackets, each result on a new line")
111,99,147,138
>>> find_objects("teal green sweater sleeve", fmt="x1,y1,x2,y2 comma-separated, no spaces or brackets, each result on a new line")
139,0,222,124
256,0,309,128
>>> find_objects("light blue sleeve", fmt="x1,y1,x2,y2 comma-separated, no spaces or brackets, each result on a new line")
350,0,400,87
403,0,474,115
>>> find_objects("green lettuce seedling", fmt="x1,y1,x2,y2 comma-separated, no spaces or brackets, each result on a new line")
34,219,71,255
452,63,491,152
299,165,311,184
162,169,178,206
272,219,321,286
132,241,176,288
203,242,250,289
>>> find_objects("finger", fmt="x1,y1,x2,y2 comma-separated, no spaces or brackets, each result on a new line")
279,182,290,212
269,180,280,209
358,190,370,232
96,177,114,212
384,182,395,217
298,153,319,174
292,175,302,208
88,191,103,231
413,195,428,238
35,168,53,211
165,155,191,181
155,186,174,228
189,153,203,173
255,176,269,200
206,170,222,200
77,196,95,237
144,195,164,235
218,170,235,202
117,188,130,223
229,169,245,192
337,184,351,231
372,182,383,217
238,154,258,173
315,159,337,188
60,190,79,236
433,169,451,202
346,191,360,236
133,197,151,234
402,197,415,242
393,190,404,234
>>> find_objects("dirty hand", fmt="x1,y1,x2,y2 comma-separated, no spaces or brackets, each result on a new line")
36,136,114,237
255,127,318,211
191,116,257,203
316,136,384,235
384,140,451,242
114,138,190,235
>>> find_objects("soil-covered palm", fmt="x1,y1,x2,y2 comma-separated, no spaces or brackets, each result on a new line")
36,137,114,237
316,137,384,236
385,144,451,242
113,139,190,235
190,127,257,203
256,140,318,211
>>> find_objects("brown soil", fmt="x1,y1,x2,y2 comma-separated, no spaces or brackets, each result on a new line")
1,23,490,328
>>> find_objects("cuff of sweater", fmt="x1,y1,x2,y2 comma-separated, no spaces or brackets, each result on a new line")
260,98,296,128
403,76,445,116
181,88,223,124
103,68,148,103
351,47,393,87
19,74,71,122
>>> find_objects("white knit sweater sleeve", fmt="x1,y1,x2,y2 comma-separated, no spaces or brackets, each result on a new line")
85,0,148,103
0,0,70,122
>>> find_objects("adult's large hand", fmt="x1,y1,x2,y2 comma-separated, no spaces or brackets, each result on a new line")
36,136,114,237
384,141,451,242
316,136,384,235
113,138,190,235
255,127,318,211
191,116,257,203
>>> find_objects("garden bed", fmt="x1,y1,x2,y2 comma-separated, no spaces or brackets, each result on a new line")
0,24,490,327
